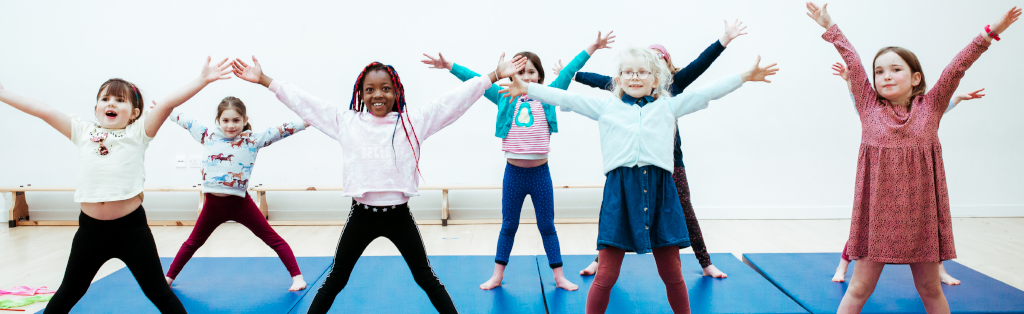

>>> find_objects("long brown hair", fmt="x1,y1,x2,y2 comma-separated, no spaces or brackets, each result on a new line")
96,78,144,124
216,96,251,131
514,51,544,84
872,47,927,101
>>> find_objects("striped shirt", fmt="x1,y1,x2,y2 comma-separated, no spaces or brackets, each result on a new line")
502,96,550,158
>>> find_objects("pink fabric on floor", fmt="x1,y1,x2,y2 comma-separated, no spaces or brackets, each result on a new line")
0,286,56,296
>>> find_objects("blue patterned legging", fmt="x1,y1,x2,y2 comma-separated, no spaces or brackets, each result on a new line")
496,162,563,268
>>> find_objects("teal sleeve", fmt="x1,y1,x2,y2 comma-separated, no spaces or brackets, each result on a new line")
548,50,592,90
450,63,501,105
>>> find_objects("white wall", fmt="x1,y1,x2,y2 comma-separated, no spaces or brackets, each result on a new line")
1,0,1021,221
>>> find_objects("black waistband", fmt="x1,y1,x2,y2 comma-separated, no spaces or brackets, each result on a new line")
351,200,409,212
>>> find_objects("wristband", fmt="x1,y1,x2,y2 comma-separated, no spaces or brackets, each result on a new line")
986,25,1001,41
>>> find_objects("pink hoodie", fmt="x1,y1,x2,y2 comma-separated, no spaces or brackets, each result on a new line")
269,76,490,206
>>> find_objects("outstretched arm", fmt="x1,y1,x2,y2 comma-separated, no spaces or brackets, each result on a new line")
926,7,1018,107
426,53,525,105
232,56,345,139
146,57,232,138
0,82,72,139
670,56,778,117
415,53,527,138
167,109,210,143
671,20,747,93
499,75,607,120
255,120,308,148
548,31,613,91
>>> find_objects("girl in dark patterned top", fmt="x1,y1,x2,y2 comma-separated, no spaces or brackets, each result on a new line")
806,2,1020,313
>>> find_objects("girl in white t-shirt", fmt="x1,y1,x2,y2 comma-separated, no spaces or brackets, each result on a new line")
0,57,233,313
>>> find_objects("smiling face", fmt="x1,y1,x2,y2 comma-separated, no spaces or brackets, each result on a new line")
614,55,658,98
217,108,247,138
94,86,140,129
515,60,541,84
873,50,923,104
361,70,397,117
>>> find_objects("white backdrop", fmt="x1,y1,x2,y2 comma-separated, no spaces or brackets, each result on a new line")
1,0,1021,221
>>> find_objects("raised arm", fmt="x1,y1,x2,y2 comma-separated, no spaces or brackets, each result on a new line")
670,56,777,117
425,53,525,106
232,56,343,139
146,57,233,138
670,20,746,94
573,72,615,91
0,82,72,139
925,7,1017,107
168,111,210,143
809,3,875,111
255,120,308,148
547,31,613,90
415,54,527,138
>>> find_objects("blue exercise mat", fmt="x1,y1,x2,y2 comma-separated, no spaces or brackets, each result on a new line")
743,253,1024,314
539,253,808,314
289,255,544,314
66,257,332,314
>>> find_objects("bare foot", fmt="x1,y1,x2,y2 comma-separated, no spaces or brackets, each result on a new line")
289,274,307,291
552,267,579,291
480,274,502,290
832,259,850,283
165,276,174,287
939,264,960,285
702,265,728,278
480,263,505,290
579,261,599,276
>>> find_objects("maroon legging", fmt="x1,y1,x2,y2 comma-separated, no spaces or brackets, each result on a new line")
586,246,691,314
841,240,851,261
167,193,301,279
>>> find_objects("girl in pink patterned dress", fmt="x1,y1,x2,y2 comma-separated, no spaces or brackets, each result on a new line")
806,2,1021,313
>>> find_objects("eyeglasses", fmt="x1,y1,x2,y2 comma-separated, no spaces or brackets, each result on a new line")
619,71,652,80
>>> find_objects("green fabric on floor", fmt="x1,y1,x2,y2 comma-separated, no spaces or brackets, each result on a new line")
0,295,52,309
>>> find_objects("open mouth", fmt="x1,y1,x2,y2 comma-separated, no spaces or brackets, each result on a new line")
105,110,118,119
371,102,385,108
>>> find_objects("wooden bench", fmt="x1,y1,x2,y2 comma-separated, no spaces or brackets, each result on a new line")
249,184,603,226
3,183,604,227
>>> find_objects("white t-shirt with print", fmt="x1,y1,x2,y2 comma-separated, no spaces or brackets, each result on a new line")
70,112,153,203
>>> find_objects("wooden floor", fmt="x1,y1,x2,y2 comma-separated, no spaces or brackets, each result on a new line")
1,218,1021,313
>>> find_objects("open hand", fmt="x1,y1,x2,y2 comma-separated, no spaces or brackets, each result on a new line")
232,56,265,84
551,60,564,76
831,62,849,81
498,73,529,99
721,19,748,47
586,31,616,55
421,53,453,70
201,57,233,83
496,53,528,80
806,2,834,29
990,6,1022,35
955,88,986,102
742,55,779,83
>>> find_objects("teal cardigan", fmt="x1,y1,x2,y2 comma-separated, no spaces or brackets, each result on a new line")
449,50,591,138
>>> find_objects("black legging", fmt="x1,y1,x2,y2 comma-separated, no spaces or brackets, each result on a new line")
45,206,187,314
307,201,458,314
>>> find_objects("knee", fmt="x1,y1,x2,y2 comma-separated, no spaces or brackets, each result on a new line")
412,270,443,289
537,222,557,236
845,281,874,300
914,281,944,300
499,221,520,235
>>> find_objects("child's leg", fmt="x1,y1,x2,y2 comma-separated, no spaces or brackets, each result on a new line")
306,208,377,314
44,217,112,314
529,165,577,290
386,206,458,314
485,163,529,288
673,166,723,278
938,262,960,285
233,194,304,289
837,259,885,314
119,223,187,313
833,241,852,282
581,256,600,276
910,262,950,313
586,247,626,314
166,195,230,280
653,246,691,313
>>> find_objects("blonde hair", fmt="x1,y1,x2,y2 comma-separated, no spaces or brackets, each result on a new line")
611,47,673,100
